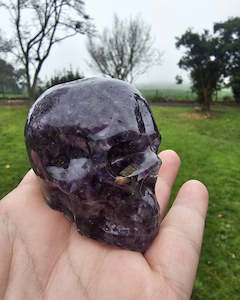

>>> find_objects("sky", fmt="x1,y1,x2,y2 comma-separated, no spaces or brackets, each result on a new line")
1,0,240,87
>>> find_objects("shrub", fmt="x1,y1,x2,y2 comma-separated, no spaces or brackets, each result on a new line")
36,68,84,98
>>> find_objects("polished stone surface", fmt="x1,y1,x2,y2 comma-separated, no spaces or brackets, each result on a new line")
25,77,162,252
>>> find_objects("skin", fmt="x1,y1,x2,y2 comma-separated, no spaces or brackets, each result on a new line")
0,150,208,300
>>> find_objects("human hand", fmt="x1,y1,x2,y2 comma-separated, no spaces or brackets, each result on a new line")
0,150,208,300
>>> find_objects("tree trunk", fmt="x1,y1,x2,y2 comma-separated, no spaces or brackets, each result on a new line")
201,87,211,111
232,88,240,104
235,97,240,104
202,99,211,111
231,76,240,104
27,86,35,102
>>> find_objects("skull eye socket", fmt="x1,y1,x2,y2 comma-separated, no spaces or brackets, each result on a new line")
44,134,90,169
45,144,89,169
108,141,142,177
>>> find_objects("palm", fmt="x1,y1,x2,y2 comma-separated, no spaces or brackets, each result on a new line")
0,151,208,300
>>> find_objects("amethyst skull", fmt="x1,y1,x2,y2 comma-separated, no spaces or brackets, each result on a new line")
24,77,162,252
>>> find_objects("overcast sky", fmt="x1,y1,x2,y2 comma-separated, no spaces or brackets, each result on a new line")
1,0,240,87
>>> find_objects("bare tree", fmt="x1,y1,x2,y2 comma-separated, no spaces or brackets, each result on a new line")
87,15,162,83
0,0,94,99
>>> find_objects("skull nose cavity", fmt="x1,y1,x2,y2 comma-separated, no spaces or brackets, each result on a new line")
130,148,161,180
110,148,161,191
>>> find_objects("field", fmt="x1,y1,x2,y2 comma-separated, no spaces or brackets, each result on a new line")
140,87,234,102
0,93,28,99
0,86,234,103
0,105,240,299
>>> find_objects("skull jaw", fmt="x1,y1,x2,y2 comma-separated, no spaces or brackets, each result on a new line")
41,175,160,252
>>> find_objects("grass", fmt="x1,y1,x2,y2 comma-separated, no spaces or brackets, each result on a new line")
0,105,240,299
0,106,30,196
153,106,240,299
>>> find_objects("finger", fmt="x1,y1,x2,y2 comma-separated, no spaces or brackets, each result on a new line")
3,169,43,205
16,169,43,199
145,180,208,297
156,150,180,219
18,169,39,186
1,170,40,203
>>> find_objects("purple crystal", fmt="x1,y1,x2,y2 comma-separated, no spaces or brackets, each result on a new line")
24,77,162,252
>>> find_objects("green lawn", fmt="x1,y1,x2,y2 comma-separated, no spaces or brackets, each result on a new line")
0,105,240,299
0,106,30,196
152,106,240,299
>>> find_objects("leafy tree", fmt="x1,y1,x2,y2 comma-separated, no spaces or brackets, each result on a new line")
15,67,27,92
176,29,225,111
214,17,240,103
87,15,162,83
175,75,183,85
45,69,84,88
0,0,93,100
0,31,12,53
0,58,20,94
37,68,84,96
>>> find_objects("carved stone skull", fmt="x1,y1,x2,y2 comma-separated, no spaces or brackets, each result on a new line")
24,77,162,252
